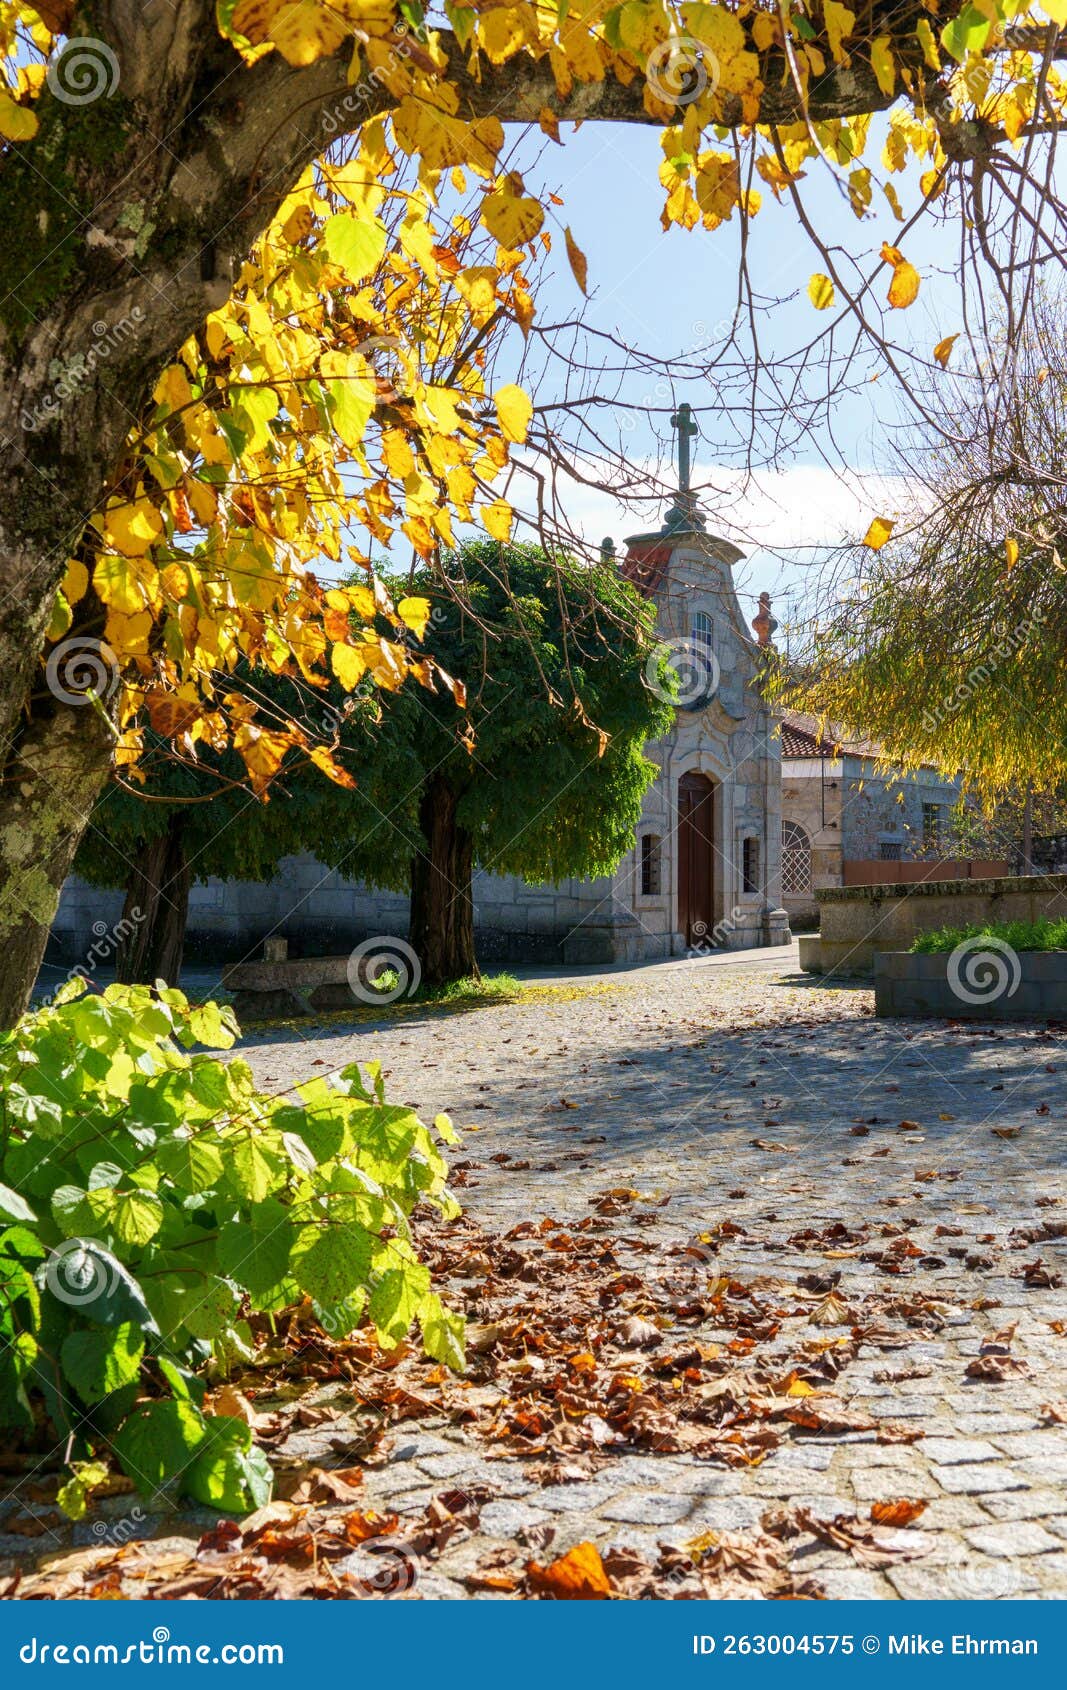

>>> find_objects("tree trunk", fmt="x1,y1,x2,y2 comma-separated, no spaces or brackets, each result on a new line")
0,702,115,1026
409,777,479,987
115,814,191,986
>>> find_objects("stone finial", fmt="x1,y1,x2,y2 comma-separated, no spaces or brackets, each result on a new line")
752,591,778,648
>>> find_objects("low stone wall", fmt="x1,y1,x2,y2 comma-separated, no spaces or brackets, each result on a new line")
875,949,1067,1020
802,872,1067,977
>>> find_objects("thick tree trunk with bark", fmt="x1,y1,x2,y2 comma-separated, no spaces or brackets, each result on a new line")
114,814,191,986
409,776,479,986
0,700,116,1025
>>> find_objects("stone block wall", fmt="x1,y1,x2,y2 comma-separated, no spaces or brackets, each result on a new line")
805,872,1067,976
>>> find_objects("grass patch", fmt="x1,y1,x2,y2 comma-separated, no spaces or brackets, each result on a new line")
910,917,1067,954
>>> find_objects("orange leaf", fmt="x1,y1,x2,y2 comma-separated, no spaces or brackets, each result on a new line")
526,1541,612,1600
870,1498,928,1528
881,242,920,309
564,226,588,295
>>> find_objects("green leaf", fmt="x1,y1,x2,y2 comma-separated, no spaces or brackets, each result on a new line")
216,1199,294,1298
156,1133,224,1193
60,1322,144,1404
113,1397,208,1492
113,1189,164,1246
184,1416,273,1514
322,212,387,283
350,1105,422,1181
292,1225,372,1307
0,1183,35,1224
180,1275,239,1341
941,4,993,62
56,1460,110,1522
228,1136,284,1203
35,1242,160,1335
369,1262,431,1346
420,1295,465,1372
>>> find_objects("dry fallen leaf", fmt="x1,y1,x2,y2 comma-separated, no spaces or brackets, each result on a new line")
526,1541,612,1600
870,1498,928,1528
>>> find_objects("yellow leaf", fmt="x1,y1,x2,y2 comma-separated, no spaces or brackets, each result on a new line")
933,333,958,369
0,88,39,143
494,383,533,445
482,189,544,249
1005,537,1019,570
308,745,357,789
234,721,291,795
870,35,895,97
483,499,513,542
564,226,588,295
808,273,835,311
823,1,856,62
539,106,560,143
863,517,895,550
331,642,368,690
397,596,432,640
62,558,89,606
881,242,920,309
915,18,941,72
103,498,164,557
786,1376,816,1398
155,364,193,413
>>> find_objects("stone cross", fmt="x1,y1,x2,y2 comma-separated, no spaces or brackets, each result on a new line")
670,401,698,492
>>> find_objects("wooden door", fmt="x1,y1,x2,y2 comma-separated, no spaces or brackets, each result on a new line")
678,772,715,945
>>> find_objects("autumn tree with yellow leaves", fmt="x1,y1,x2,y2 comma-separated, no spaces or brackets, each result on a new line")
2,0,1067,1021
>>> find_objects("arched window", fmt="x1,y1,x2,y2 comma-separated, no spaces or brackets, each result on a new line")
781,819,812,895
640,833,662,896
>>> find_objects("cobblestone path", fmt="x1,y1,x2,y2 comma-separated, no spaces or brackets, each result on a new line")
6,958,1065,1600
239,958,1067,1600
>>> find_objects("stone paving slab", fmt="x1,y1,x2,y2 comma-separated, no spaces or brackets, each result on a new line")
230,960,1067,1599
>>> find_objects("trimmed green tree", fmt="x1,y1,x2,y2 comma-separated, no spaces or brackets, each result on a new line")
78,543,674,988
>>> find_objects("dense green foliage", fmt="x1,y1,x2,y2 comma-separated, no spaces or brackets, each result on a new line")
0,983,461,1512
359,541,676,890
910,918,1067,954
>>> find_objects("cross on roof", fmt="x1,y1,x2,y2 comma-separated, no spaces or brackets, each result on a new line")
670,401,698,493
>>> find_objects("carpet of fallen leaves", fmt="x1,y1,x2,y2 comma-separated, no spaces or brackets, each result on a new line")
9,1166,1058,1601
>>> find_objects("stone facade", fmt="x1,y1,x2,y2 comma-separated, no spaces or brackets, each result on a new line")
780,717,964,928
51,497,791,971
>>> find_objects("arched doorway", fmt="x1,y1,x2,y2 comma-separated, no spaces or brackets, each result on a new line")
678,772,715,946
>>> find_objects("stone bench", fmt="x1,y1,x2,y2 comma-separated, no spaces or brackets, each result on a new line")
222,949,370,1020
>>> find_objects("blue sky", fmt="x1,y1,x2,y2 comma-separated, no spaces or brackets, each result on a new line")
502,116,963,638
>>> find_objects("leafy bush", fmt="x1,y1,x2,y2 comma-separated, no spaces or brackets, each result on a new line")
910,917,1067,954
0,981,462,1514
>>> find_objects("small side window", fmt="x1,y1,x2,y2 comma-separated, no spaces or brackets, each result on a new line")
742,836,761,894
640,833,662,896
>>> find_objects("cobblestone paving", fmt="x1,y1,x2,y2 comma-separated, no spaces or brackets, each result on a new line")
5,958,1065,1600
238,957,1067,1600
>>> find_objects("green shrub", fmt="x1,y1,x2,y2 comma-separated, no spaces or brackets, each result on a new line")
910,916,1067,954
0,981,462,1514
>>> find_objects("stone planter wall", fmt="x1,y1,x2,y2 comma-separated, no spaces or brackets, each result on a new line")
874,948,1067,1020
801,872,1067,976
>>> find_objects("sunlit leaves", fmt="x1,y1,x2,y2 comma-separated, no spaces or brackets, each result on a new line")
322,212,388,283
933,334,958,368
880,242,920,309
494,384,533,444
1,982,461,1511
863,517,895,550
808,273,835,311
